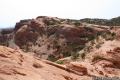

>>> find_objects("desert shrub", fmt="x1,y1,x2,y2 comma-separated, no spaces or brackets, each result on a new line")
101,31,116,41
88,36,95,40
47,55,57,62
74,21,81,26
21,44,30,52
56,60,64,64
90,40,96,46
71,52,79,60
92,55,107,62
105,32,116,41
62,52,71,57
111,32,116,37
95,44,101,49
80,52,86,59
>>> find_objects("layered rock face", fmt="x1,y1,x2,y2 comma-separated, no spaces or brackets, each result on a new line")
14,16,108,61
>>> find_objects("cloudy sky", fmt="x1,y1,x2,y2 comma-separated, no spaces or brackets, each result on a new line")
0,0,120,28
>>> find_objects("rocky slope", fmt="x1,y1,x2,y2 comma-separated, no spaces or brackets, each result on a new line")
0,46,91,80
0,16,120,79
57,27,120,78
0,16,117,62
14,16,110,61
1,37,120,79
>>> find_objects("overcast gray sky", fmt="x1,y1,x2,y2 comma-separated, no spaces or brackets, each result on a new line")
0,0,120,28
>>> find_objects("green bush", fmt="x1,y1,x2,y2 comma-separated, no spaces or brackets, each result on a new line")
56,60,64,64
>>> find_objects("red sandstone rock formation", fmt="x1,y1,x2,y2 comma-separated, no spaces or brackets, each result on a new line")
14,16,108,60
0,46,91,80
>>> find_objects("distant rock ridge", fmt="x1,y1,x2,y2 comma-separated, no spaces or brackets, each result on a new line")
80,16,120,26
14,16,109,61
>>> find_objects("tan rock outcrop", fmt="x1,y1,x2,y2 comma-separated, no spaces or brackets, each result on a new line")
0,46,91,80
